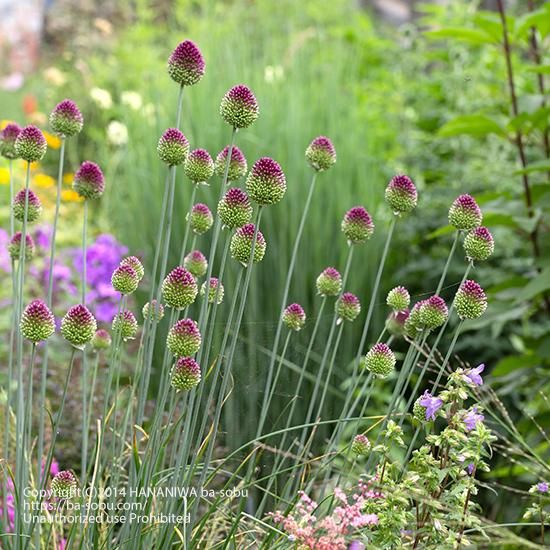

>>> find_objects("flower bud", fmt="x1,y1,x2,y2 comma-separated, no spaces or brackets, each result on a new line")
218,187,253,229
112,310,138,341
15,125,47,162
341,206,374,244
305,136,336,172
449,194,482,230
1,123,22,159
162,266,198,309
91,329,112,351
49,99,83,137
463,226,494,262
61,305,97,349
362,343,396,378
454,280,487,320
220,84,259,129
184,250,208,278
142,300,165,322
73,161,105,200
214,145,248,181
167,40,205,86
282,303,306,331
184,148,214,184
246,157,286,206
157,128,189,166
385,174,418,214
13,189,42,223
200,277,224,304
386,286,410,312
188,203,213,234
336,292,361,323
419,295,448,330
230,224,266,265
51,470,78,499
8,232,34,261
385,309,409,337
111,264,139,295
316,267,342,297
120,256,144,281
351,434,371,456
20,300,55,342
167,318,201,357
171,356,201,391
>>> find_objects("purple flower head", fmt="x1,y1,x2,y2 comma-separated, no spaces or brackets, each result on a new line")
316,266,342,296
157,128,189,166
246,157,286,206
184,249,208,278
50,470,78,498
537,482,549,494
230,223,266,265
15,125,47,162
385,174,418,214
187,202,214,235
386,286,410,311
120,255,144,281
142,299,165,322
416,390,443,422
351,434,371,456
462,363,485,386
218,187,253,229
336,292,361,323
73,161,105,200
13,188,42,223
8,232,34,261
215,145,248,181
111,263,139,295
282,303,306,331
162,266,198,309
184,148,214,184
348,542,366,550
167,318,201,357
455,279,487,320
419,295,448,330
463,407,484,431
20,299,55,342
167,40,205,86
1,122,22,159
171,356,201,391
200,277,225,304
467,463,476,475
61,304,97,349
220,84,259,129
449,194,482,230
112,310,138,341
385,308,410,337
464,226,494,262
49,99,84,137
362,343,396,378
305,135,336,171
91,328,112,350
341,206,374,244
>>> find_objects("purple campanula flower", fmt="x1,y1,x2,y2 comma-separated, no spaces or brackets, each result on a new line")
416,390,443,422
537,482,549,494
463,407,484,431
463,363,485,386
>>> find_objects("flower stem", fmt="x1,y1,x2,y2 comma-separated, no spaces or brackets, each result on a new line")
436,231,459,295
82,200,88,305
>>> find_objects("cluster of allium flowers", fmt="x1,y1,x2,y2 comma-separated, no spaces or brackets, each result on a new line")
362,343,396,378
413,390,443,422
184,148,214,184
49,99,83,137
341,206,374,244
8,232,34,260
316,267,342,296
167,318,201,357
91,329,112,351
419,295,448,330
142,300,165,322
73,161,105,200
15,125,47,162
462,363,484,386
385,174,418,214
188,203,214,234
167,39,205,86
448,194,482,230
13,189,42,223
214,145,248,181
454,279,487,320
1,122,22,159
385,309,409,337
162,266,198,309
218,187,253,229
220,84,259,129
230,224,266,265
61,305,97,348
462,407,485,432
336,292,361,323
351,434,371,456
184,250,208,278
120,255,144,281
171,356,201,391
282,303,306,331
200,277,224,304
112,310,138,341
404,301,424,338
157,128,189,166
246,157,286,206
386,286,410,311
50,470,78,499
20,300,55,342
305,135,336,172
463,226,494,262
111,264,139,295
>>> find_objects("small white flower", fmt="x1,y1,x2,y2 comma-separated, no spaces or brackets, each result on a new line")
121,91,143,111
43,67,67,87
107,121,128,146
90,87,113,110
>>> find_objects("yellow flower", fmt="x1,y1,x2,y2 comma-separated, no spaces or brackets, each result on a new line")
0,167,10,185
43,131,62,150
1,120,14,130
61,189,84,203
63,172,74,185
34,173,56,188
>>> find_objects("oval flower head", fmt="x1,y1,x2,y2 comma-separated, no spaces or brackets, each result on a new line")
8,232,34,261
167,39,205,87
112,310,138,341
200,277,224,305
184,148,214,184
50,470,78,499
462,363,484,386
167,318,201,357
15,125,47,162
351,434,371,457
316,267,342,297
162,266,198,309
246,157,286,206
448,194,482,231
413,390,443,422
20,299,55,343
184,250,208,278
462,406,484,432
230,224,266,265
282,303,306,331
336,292,361,323
404,300,425,338
419,295,448,330
386,286,410,312
91,329,112,351
111,264,139,295
385,309,409,337
220,84,259,129
385,174,418,215
73,161,105,200
61,304,97,349
214,145,248,181
305,136,336,172
188,203,214,235
361,343,396,378
120,255,144,281
1,122,22,159
341,206,374,244
218,187,253,229
157,128,189,166
49,99,83,137
171,356,201,391
142,299,165,322
13,189,42,223
454,279,487,320
463,226,494,262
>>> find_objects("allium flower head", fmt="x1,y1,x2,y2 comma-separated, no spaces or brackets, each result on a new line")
157,128,189,166
111,264,139,295
162,266,198,309
15,125,47,162
385,309,409,337
61,304,97,349
230,224,266,265
351,434,371,456
220,84,259,129
142,299,165,322
167,40,205,86
49,99,84,137
91,329,112,351
336,292,361,323
218,187,253,229
463,407,484,431
120,256,144,281
463,226,494,262
454,279,487,320
282,303,306,331
414,390,443,422
73,161,105,200
462,363,484,386
200,277,224,304
188,203,214,234
184,148,214,184
449,194,482,230
112,310,138,341
50,470,78,499
386,286,410,311
8,232,34,260
171,356,201,391
385,174,418,214
341,206,374,244
246,157,286,206
167,318,201,357
184,250,208,278
404,301,425,338
1,122,22,159
214,145,248,181
20,299,55,342
13,189,42,223
419,295,448,330
362,343,396,378
305,136,336,171
316,267,342,296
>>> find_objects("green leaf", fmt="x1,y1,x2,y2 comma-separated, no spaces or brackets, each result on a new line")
438,114,506,138
425,27,496,45
514,159,550,175
515,7,550,39
525,64,550,75
515,267,550,302
492,354,540,377
426,224,455,240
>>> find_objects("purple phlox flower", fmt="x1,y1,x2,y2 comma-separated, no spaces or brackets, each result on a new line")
463,363,484,386
537,482,549,494
34,225,52,250
418,390,443,421
0,229,11,272
463,407,484,431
